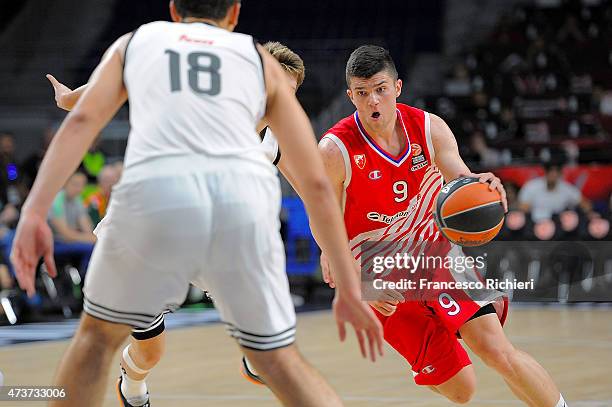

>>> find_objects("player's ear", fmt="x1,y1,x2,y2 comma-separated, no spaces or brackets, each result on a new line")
169,1,181,22
227,2,241,31
346,89,354,104
395,79,402,98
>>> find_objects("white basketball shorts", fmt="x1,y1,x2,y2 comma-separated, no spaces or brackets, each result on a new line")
83,154,296,351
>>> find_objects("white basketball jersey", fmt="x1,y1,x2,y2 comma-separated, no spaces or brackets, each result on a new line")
123,21,267,170
259,127,280,165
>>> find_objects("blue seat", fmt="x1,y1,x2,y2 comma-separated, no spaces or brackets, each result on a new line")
282,197,320,276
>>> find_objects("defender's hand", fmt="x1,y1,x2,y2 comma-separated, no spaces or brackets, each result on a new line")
46,74,73,111
10,212,57,297
333,289,384,362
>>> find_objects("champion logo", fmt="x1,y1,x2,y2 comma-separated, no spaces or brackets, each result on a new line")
354,154,366,169
369,170,382,180
421,365,436,374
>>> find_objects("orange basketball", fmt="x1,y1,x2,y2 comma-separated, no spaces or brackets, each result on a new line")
434,177,505,247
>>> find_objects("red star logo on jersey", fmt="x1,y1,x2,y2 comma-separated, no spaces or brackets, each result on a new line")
354,154,366,169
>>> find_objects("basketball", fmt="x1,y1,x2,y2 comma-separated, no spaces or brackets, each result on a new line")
434,176,505,246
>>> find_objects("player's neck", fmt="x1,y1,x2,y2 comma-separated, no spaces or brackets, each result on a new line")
363,117,399,145
182,17,223,28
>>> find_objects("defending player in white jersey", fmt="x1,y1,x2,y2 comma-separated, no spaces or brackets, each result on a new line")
46,41,305,406
10,1,383,406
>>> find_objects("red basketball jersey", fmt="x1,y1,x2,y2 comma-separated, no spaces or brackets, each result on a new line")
322,104,508,386
321,103,447,267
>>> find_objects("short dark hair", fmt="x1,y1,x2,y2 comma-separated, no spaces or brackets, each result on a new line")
345,45,398,87
173,0,240,21
543,161,563,173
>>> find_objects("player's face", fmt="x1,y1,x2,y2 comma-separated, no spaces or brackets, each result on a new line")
65,174,86,199
545,167,561,187
347,71,402,132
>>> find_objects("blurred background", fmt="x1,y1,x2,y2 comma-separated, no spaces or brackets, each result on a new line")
1,0,611,334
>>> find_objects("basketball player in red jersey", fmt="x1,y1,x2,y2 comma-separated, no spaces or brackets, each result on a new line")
319,45,568,407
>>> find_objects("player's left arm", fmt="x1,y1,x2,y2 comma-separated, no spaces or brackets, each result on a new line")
46,75,87,112
431,113,508,212
46,37,120,111
11,33,131,296
24,34,129,215
78,212,95,235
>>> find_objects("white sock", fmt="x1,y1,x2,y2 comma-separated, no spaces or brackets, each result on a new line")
120,346,149,404
121,370,148,404
555,394,568,407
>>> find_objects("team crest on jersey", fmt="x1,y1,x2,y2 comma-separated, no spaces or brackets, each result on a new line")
354,154,366,169
410,143,428,172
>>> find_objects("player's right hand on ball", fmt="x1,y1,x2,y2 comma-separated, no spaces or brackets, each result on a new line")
46,74,73,111
333,290,384,362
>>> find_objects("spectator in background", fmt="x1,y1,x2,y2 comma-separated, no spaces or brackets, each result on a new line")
526,37,569,74
469,131,502,169
0,203,18,231
21,127,55,190
48,171,95,276
0,133,22,234
518,162,595,222
445,63,471,96
0,262,13,290
0,133,18,173
0,133,21,271
84,164,121,226
82,139,107,184
112,160,123,177
503,181,519,211
556,15,587,45
0,132,25,206
497,107,520,141
0,205,18,288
